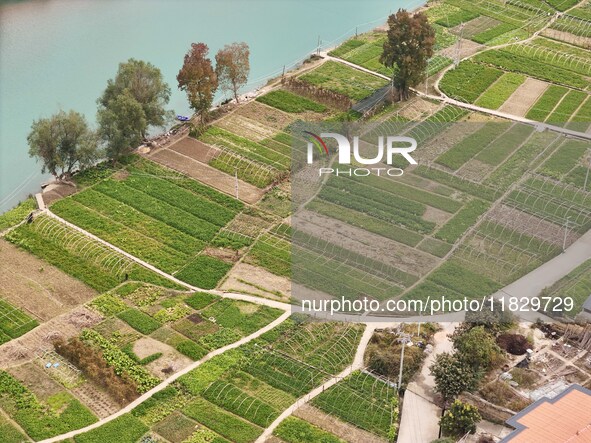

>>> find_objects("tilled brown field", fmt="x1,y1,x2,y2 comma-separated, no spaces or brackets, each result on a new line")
499,78,549,117
215,113,279,141
486,204,579,248
167,137,220,163
221,262,291,301
72,381,121,418
148,146,263,204
0,240,96,321
235,101,299,129
294,210,439,276
294,404,387,443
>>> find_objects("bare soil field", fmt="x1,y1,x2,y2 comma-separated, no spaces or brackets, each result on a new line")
0,240,96,321
454,16,501,38
220,262,291,301
8,362,63,401
148,148,263,204
168,137,220,163
417,122,484,163
235,101,298,130
224,212,275,239
0,306,102,369
486,204,578,248
423,206,453,226
499,78,549,117
295,210,439,276
542,28,591,50
457,159,495,182
42,183,77,206
294,404,387,443
215,113,278,141
133,336,192,378
395,97,442,122
72,381,120,418
439,38,483,59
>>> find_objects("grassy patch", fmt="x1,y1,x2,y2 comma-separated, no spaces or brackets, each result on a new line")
183,397,261,443
274,417,345,443
475,124,534,166
299,61,388,101
439,61,503,103
0,198,36,232
435,199,491,243
474,73,525,109
74,414,147,443
117,308,161,334
175,255,233,289
257,90,326,113
436,122,511,170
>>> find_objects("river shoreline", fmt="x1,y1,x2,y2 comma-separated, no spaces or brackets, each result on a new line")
0,0,427,215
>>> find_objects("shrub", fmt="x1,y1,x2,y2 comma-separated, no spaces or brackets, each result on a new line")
452,326,503,371
430,353,479,401
257,90,326,113
439,400,481,437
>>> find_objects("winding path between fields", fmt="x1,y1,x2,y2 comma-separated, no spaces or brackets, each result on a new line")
38,310,292,443
325,53,591,141
254,322,377,443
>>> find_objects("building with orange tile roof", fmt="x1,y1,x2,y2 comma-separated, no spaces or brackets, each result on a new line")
501,384,591,442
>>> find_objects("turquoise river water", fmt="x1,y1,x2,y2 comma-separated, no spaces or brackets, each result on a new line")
0,0,422,213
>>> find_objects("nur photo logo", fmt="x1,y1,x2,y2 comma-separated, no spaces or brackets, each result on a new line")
304,131,418,176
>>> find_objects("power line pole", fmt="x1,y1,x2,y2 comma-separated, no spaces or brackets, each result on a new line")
454,24,464,68
584,153,590,191
234,167,239,200
563,216,571,252
397,332,411,390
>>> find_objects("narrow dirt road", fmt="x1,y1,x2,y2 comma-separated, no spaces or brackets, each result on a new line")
255,323,377,443
38,311,291,443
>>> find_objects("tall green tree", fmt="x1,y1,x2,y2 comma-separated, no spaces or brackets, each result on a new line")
215,42,250,102
177,43,218,123
380,9,435,100
28,110,99,180
430,353,479,402
97,91,147,160
440,400,481,436
97,59,171,160
452,325,502,371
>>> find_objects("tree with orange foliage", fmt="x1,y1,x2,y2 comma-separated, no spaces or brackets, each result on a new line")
177,43,218,123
